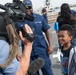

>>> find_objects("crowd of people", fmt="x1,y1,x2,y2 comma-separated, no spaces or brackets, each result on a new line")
0,0,76,75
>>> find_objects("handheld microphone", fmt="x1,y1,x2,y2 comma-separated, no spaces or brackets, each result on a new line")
27,58,45,75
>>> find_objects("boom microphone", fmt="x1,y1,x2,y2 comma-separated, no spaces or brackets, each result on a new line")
27,58,45,75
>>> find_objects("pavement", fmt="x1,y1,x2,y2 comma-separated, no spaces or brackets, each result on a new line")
40,23,61,75
49,23,61,75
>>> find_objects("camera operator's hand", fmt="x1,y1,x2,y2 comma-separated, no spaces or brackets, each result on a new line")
19,24,33,45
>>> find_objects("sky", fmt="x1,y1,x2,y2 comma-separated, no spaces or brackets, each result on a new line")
0,0,76,10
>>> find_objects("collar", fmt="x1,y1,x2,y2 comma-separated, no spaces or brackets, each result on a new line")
32,13,36,18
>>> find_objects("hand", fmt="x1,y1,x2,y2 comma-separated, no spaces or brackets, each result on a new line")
48,45,54,54
19,24,33,45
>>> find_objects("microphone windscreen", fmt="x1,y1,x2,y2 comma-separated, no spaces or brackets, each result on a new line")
28,58,45,75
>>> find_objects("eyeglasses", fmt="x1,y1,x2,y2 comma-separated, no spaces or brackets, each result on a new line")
25,6,32,9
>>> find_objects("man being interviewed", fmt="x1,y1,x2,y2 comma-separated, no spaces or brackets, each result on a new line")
17,0,54,75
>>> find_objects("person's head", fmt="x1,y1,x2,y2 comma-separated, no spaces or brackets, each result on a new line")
23,0,33,15
58,24,74,45
0,14,9,42
60,3,72,19
0,15,7,32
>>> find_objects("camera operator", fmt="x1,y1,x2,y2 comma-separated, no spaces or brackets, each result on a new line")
0,14,33,75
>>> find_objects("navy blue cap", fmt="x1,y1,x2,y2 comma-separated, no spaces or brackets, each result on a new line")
23,0,32,7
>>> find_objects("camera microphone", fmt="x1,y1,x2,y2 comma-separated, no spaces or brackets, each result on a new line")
27,58,45,75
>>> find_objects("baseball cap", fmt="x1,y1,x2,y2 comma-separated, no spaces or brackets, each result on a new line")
23,0,32,7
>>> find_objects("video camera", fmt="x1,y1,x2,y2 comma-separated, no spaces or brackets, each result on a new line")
0,0,34,22
0,0,35,42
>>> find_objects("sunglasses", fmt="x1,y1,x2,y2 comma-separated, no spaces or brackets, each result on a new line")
25,6,32,9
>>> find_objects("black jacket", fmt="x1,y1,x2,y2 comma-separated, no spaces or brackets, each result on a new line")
57,14,76,38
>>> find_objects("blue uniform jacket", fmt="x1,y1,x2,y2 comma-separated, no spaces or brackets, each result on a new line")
16,13,50,56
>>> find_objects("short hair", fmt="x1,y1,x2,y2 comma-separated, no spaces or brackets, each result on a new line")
60,24,74,37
